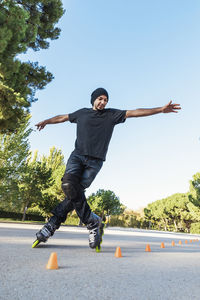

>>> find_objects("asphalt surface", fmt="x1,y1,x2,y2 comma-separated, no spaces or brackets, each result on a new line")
1,223,200,300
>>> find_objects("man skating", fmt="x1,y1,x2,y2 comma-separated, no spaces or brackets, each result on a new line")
33,87,181,249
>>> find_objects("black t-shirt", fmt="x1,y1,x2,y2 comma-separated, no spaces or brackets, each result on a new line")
69,108,126,161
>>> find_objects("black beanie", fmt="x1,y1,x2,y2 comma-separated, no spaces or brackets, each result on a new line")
91,88,109,106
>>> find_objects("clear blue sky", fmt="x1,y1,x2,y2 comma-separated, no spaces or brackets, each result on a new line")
20,0,200,210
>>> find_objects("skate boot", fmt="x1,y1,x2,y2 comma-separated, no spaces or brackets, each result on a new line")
87,212,105,252
95,221,105,253
32,217,60,248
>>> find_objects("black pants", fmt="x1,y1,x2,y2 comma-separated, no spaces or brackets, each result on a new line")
52,150,103,225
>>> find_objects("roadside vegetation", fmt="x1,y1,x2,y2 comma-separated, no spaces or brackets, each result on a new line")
1,1,200,234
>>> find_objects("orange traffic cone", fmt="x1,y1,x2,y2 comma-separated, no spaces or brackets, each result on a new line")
178,240,182,245
171,241,175,246
46,252,59,270
115,246,122,258
160,242,165,248
145,244,151,252
185,240,188,244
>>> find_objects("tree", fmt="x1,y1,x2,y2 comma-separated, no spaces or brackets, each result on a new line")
35,147,66,215
187,173,200,227
18,151,54,221
144,192,200,232
0,115,32,211
5,146,66,221
189,172,200,206
0,114,66,220
0,72,29,132
87,189,123,220
144,199,169,231
0,0,64,132
41,146,65,200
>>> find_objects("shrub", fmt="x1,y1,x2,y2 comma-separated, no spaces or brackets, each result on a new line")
0,210,44,221
190,222,200,234
109,215,126,227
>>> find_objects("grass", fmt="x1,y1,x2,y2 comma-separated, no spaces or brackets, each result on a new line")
0,218,80,226
0,218,45,224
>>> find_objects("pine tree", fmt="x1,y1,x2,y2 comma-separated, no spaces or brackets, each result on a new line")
0,0,64,132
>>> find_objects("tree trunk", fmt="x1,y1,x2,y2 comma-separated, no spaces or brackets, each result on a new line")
101,212,105,222
22,201,29,221
164,218,168,231
174,220,178,232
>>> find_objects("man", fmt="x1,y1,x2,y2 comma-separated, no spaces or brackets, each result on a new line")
34,87,181,249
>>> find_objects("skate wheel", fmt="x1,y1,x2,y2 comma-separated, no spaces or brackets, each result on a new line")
96,244,101,253
32,239,40,248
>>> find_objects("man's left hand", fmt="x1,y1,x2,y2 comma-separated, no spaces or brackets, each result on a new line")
162,101,181,113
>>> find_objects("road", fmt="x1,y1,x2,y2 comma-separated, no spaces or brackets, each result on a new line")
1,222,200,300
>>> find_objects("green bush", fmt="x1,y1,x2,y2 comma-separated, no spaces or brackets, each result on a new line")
64,215,80,226
0,210,45,221
190,222,200,234
27,206,44,216
109,214,143,228
109,215,126,227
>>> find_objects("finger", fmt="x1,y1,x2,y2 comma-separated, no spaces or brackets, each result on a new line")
172,106,181,110
172,103,180,107
39,125,45,131
35,124,42,129
171,108,179,112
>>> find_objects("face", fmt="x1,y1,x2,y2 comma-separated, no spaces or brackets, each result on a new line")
93,95,108,110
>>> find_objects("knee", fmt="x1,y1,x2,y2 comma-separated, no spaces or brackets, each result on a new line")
61,173,80,200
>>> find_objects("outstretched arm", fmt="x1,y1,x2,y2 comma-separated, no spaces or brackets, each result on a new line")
125,101,181,118
35,114,69,131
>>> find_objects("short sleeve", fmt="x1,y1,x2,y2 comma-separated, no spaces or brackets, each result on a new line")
110,109,127,125
68,109,84,123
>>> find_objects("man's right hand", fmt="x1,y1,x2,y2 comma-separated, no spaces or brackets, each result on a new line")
35,120,47,131
35,114,69,131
